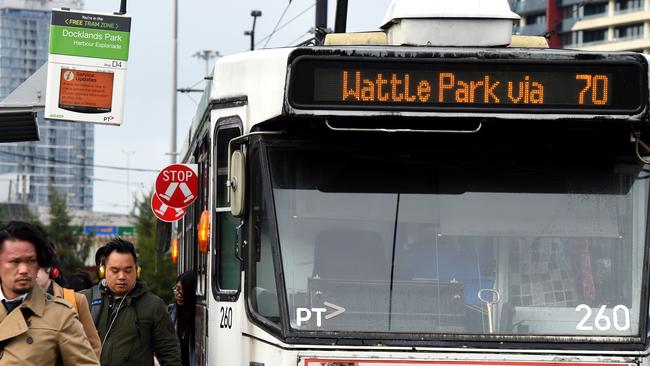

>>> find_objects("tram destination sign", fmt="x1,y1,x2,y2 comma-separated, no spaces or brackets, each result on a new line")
288,56,647,114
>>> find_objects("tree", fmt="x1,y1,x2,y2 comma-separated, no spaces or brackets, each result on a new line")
133,191,176,303
48,186,91,278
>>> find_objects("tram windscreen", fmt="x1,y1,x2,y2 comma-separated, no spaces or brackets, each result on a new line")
264,140,648,337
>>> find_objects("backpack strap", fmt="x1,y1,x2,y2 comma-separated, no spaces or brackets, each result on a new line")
85,285,103,325
62,288,78,314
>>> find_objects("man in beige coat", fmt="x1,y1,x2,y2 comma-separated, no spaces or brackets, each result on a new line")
0,221,99,366
36,265,102,356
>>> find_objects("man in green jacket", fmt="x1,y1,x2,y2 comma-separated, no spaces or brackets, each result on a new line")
83,238,180,366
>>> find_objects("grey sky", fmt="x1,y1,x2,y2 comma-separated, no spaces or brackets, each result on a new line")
82,0,391,213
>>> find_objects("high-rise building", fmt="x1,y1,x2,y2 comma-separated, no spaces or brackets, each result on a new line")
512,0,650,52
0,0,94,211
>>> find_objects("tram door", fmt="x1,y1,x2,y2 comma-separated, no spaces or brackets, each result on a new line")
189,133,210,366
209,116,243,366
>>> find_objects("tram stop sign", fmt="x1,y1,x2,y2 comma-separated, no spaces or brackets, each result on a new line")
151,194,186,223
155,164,198,208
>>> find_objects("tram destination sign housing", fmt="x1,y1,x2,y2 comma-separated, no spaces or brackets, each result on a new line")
288,55,647,114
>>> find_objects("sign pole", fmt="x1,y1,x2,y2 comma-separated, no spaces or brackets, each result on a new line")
119,0,127,15
171,0,178,164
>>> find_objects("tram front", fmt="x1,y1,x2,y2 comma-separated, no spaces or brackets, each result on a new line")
214,1,650,365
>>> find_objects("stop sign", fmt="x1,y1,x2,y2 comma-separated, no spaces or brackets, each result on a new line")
151,194,186,223
155,164,198,208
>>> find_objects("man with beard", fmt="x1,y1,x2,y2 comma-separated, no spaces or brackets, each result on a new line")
0,221,99,365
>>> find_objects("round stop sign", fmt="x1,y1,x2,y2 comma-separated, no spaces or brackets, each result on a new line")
151,194,186,223
155,164,198,208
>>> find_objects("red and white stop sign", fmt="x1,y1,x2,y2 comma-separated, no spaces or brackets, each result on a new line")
151,194,186,222
155,164,198,208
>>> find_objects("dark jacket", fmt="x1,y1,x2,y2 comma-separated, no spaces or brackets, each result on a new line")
82,281,181,366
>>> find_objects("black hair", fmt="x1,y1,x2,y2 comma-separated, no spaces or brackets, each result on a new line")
176,270,197,338
102,237,138,265
94,244,107,267
0,221,53,268
67,271,93,291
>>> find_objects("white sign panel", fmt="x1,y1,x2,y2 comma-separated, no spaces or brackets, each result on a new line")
45,9,131,125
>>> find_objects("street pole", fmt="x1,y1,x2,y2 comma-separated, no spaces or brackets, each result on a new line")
335,0,349,33
245,10,262,50
171,0,178,164
315,0,327,44
192,50,221,78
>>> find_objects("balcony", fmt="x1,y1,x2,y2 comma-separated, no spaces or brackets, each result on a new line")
558,18,577,32
520,22,547,35
516,0,547,14
559,0,588,6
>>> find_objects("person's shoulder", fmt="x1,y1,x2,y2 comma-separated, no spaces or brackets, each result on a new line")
42,294,76,327
46,293,74,310
73,291,89,306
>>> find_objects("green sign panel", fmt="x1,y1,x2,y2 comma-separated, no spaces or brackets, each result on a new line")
118,226,136,237
49,10,131,61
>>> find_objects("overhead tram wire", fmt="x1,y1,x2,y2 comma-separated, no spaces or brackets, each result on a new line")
0,150,159,173
253,2,316,49
288,30,314,46
263,1,294,48
0,160,149,186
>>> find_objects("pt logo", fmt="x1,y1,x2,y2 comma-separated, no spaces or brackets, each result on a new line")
155,164,198,209
296,302,346,327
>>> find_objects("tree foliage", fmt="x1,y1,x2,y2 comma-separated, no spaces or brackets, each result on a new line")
47,186,92,279
134,191,176,304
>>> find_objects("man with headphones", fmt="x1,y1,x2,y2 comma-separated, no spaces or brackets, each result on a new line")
82,238,181,366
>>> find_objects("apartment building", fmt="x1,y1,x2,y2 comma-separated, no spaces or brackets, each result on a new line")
513,0,650,52
0,0,94,210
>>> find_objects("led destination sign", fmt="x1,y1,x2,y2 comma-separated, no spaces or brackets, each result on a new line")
289,57,646,114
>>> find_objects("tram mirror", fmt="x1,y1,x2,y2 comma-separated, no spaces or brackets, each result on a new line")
230,150,246,217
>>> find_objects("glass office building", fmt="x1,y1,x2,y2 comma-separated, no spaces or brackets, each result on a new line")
0,0,93,210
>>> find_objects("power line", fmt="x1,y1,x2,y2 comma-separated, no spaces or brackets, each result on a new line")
0,150,159,173
287,29,313,46
0,163,149,187
254,2,316,48
264,1,294,48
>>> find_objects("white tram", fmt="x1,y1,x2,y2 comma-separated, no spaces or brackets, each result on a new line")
173,1,650,366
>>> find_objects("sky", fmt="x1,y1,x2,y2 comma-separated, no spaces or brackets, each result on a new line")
82,0,392,214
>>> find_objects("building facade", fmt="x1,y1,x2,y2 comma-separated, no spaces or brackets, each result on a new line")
513,0,650,52
0,0,93,210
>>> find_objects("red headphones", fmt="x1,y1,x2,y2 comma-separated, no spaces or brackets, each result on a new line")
51,267,61,279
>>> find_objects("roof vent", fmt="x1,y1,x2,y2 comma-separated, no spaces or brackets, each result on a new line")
381,0,520,47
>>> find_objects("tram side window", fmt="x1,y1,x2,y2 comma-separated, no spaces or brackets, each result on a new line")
213,124,241,296
250,147,280,322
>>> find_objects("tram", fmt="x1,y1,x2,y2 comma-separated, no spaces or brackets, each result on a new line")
173,1,650,365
